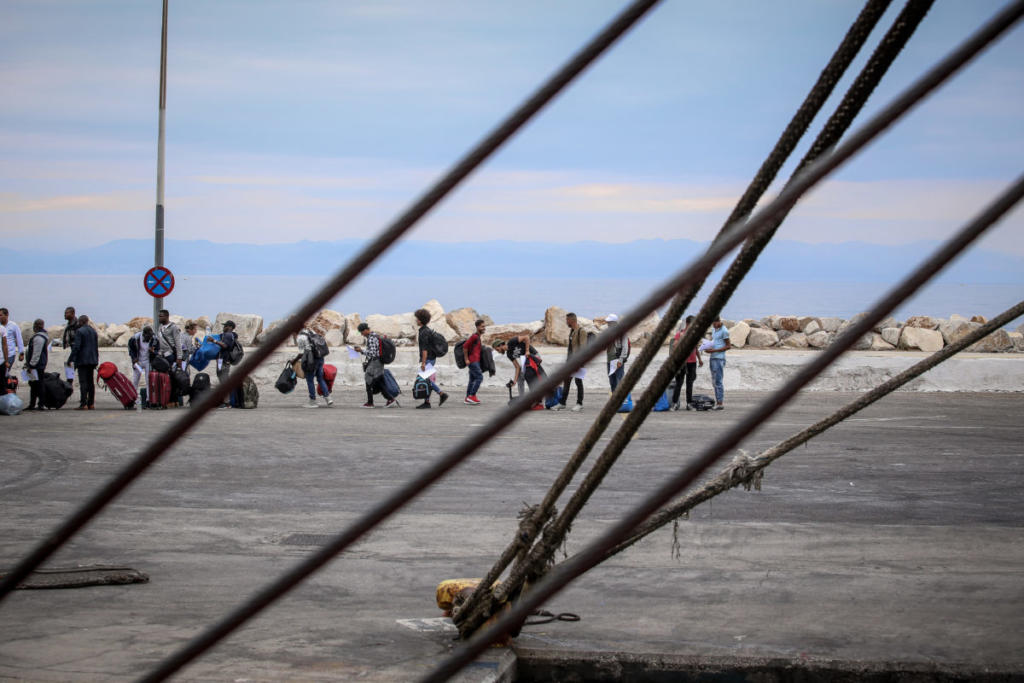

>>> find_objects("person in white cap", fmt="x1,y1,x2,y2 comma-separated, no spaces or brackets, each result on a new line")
604,314,630,391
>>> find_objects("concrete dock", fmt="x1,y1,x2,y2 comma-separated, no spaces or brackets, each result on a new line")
1,383,1023,681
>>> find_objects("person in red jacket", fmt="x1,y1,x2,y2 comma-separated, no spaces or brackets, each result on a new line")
463,319,486,405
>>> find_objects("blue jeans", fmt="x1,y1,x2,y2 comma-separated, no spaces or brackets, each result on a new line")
467,361,483,397
709,357,726,404
306,357,328,399
608,362,624,391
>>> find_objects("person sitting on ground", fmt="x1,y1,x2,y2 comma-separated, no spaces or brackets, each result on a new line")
295,325,333,408
463,319,486,405
553,312,586,412
414,308,449,409
352,322,398,408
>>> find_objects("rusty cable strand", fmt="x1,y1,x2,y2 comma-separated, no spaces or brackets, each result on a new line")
141,1,1020,674
0,0,665,606
452,0,895,629
423,165,1024,683
459,0,936,637
603,299,1024,560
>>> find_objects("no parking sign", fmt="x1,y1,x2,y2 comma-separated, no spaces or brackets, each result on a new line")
144,266,175,298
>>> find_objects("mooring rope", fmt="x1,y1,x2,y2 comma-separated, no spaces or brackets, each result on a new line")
453,0,894,630
456,0,936,639
423,163,1024,683
0,0,666,608
602,299,1024,560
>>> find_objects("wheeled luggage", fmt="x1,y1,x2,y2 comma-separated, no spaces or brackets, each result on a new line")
148,371,171,409
102,369,138,409
40,372,73,409
171,367,191,396
379,369,401,399
190,372,211,404
317,364,337,396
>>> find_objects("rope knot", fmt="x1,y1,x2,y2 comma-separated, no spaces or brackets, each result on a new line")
724,450,763,491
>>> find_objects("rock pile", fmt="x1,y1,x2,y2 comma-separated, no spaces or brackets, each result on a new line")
22,302,1024,354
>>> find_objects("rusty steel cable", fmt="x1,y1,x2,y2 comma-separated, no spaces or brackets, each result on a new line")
453,0,894,628
142,2,1024,676
0,0,664,605
458,0,936,634
603,299,1024,561
423,167,1024,682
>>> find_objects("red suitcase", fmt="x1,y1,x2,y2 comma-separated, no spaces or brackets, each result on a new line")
317,364,337,396
103,369,138,409
148,371,171,409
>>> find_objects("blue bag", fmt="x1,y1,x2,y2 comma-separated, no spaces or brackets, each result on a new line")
0,393,25,416
189,334,222,372
617,393,633,413
544,386,563,409
653,391,671,412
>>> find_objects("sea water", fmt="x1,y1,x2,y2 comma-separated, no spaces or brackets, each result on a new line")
1,274,1019,327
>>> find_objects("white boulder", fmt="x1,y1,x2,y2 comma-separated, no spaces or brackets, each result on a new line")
746,328,779,348
880,327,901,346
898,327,944,352
215,313,263,346
728,321,751,348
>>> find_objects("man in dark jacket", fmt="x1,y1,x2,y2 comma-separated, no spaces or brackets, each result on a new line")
70,314,99,410
213,320,238,408
25,319,49,411
62,306,79,385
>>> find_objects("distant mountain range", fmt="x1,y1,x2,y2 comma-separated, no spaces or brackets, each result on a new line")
1,238,1022,283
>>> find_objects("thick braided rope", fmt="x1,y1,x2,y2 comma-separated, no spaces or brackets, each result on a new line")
603,300,1024,560
452,0,892,631
459,0,937,638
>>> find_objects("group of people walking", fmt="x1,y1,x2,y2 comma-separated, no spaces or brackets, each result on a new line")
2,304,732,413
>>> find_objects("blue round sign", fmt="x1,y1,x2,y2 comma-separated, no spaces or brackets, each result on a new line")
144,266,175,298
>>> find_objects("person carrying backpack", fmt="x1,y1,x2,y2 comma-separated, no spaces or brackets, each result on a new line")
604,313,630,391
669,315,704,411
462,319,486,405
157,309,184,407
295,326,333,408
213,320,239,408
352,322,398,408
492,335,546,411
128,326,159,408
24,319,49,411
414,308,449,409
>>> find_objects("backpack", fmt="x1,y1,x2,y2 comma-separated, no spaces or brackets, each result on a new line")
231,376,259,409
427,328,448,357
308,331,329,359
412,376,430,400
275,364,297,394
453,340,467,369
480,347,496,376
691,394,716,411
190,373,212,404
379,335,396,365
227,340,244,365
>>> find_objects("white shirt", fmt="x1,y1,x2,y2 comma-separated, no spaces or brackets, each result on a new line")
2,321,24,357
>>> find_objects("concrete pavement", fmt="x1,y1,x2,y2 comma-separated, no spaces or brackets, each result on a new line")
1,386,1023,681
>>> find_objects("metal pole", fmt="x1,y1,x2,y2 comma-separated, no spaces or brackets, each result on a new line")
153,0,168,323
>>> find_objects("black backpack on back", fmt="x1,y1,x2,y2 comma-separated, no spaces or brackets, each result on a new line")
453,340,467,369
428,328,448,358
379,335,396,365
308,331,329,359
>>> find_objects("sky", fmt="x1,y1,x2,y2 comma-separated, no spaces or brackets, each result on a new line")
1,0,1022,255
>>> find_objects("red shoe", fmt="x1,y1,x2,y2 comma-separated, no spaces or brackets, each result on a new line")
531,404,545,411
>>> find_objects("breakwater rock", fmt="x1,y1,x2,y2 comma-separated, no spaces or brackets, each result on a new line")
23,299,1024,354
